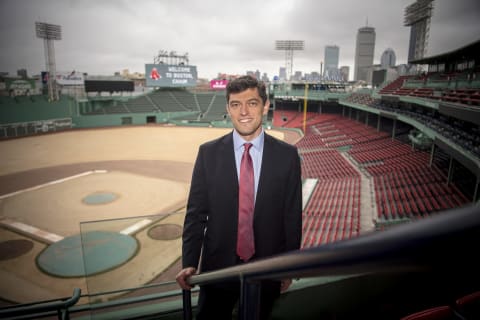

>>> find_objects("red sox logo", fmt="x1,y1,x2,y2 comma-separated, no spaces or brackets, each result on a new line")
150,67,161,80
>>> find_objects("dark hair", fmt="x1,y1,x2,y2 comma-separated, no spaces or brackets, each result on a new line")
226,75,268,104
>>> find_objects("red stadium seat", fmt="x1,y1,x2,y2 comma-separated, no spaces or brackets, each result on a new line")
400,305,455,320
455,291,480,319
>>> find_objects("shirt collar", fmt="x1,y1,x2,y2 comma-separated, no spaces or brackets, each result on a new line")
233,128,264,152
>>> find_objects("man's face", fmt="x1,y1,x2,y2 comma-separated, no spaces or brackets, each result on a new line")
227,88,269,141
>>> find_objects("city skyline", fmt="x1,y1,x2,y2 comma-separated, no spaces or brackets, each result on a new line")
0,0,479,80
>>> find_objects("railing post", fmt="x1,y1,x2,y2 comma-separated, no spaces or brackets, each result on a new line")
238,278,261,320
60,308,69,320
182,290,192,320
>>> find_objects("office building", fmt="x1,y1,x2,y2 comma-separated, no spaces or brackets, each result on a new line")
380,48,397,69
354,25,376,82
324,45,340,79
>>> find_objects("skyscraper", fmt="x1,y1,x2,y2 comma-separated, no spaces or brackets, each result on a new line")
340,66,350,82
324,45,340,80
354,25,376,82
380,48,397,69
279,67,286,81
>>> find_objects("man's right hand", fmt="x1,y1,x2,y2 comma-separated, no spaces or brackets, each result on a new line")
176,267,197,290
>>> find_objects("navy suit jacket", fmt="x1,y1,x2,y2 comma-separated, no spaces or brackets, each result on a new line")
182,131,302,273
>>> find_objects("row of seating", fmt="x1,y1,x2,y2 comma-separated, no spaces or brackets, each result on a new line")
122,95,160,113
273,111,341,130
295,114,363,247
324,119,392,148
377,72,480,107
367,101,480,159
282,111,469,244
349,137,404,154
146,90,196,112
313,113,468,221
344,92,377,105
365,151,431,175
374,175,467,220
350,141,412,164
302,177,361,247
300,150,359,179
377,75,411,95
354,141,471,221
81,89,230,121
400,290,480,320
276,111,304,128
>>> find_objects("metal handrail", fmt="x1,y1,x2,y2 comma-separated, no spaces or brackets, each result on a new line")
1,204,478,320
0,288,81,320
183,204,480,319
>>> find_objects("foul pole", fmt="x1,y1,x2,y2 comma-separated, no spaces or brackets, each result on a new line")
303,83,308,134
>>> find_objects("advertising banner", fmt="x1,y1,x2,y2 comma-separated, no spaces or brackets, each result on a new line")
6,78,36,91
210,79,228,90
145,64,197,87
55,71,85,85
41,71,49,84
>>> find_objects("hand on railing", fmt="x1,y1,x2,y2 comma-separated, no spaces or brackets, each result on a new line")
176,267,197,290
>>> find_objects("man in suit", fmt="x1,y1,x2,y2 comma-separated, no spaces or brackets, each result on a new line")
176,75,302,319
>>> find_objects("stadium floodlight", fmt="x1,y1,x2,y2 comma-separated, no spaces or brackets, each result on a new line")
35,22,62,40
404,0,434,62
404,0,434,25
154,50,190,66
35,22,62,101
158,50,168,56
275,40,305,81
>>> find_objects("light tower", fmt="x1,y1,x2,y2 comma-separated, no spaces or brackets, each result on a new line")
36,22,62,101
404,0,434,62
275,40,304,81
154,50,189,65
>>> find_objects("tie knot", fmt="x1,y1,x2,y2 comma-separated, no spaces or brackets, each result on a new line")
244,143,252,152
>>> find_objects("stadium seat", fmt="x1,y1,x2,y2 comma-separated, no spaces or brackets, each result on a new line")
455,291,480,319
400,305,457,320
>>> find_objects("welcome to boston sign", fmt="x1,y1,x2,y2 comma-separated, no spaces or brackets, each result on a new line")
145,64,198,87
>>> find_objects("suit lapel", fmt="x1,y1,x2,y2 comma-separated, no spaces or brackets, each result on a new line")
220,132,239,209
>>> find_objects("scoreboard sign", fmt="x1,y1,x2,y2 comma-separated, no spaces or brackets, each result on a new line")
145,64,197,87
6,78,36,95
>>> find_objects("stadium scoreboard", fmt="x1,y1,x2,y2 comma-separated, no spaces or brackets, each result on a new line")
145,64,198,87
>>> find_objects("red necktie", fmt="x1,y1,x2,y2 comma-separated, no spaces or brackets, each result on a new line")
237,143,255,261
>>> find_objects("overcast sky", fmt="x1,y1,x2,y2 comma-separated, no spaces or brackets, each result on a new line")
0,0,479,80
